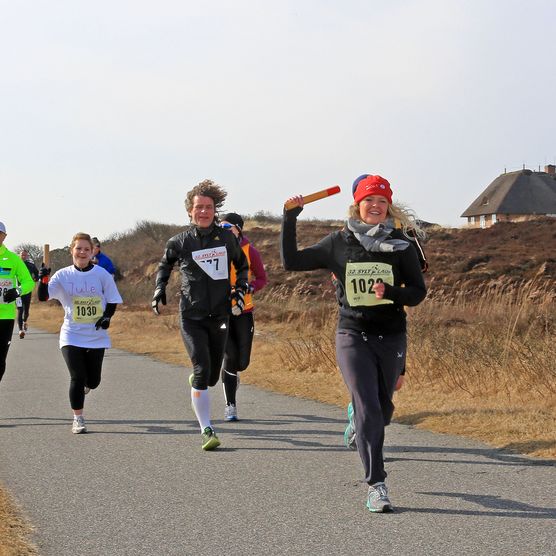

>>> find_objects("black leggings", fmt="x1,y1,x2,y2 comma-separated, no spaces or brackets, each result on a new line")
336,329,406,485
0,319,15,383
17,293,32,330
61,345,105,410
222,311,254,404
180,316,229,390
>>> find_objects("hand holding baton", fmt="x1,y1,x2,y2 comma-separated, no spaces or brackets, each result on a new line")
284,186,341,210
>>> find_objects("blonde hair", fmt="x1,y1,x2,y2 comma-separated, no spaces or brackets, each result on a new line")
348,202,426,239
185,179,227,213
69,233,94,251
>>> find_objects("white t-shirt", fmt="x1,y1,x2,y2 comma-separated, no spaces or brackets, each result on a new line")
48,265,123,349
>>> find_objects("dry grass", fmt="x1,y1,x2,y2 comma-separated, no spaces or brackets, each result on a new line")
0,484,38,556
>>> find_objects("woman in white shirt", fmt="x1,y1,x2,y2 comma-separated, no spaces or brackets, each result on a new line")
38,232,122,434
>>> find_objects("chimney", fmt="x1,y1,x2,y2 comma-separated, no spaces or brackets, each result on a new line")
545,164,555,175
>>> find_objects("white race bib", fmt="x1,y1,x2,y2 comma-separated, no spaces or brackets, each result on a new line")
345,262,394,307
192,247,229,280
0,278,14,304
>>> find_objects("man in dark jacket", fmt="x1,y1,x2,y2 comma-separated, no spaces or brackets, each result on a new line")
152,179,248,451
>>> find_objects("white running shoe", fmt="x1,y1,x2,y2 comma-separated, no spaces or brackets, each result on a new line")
72,416,87,434
224,404,238,421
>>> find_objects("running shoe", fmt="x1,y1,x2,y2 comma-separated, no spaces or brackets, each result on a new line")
224,404,238,422
201,427,220,450
344,402,357,450
84,386,91,395
366,483,393,513
72,416,87,434
19,330,25,339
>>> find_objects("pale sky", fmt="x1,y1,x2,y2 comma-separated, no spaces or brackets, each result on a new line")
2,0,555,251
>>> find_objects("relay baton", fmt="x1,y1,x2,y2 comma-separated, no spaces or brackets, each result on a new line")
284,185,341,210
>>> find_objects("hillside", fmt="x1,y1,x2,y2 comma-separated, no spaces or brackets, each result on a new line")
48,217,556,303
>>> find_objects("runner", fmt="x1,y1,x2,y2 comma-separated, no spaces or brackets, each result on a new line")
0,222,35,384
281,175,427,512
91,237,116,276
219,213,267,421
37,232,122,434
17,250,39,339
152,180,249,450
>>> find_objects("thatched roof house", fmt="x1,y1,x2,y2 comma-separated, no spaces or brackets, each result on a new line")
461,165,556,228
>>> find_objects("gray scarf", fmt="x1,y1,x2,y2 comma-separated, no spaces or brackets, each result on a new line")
347,218,409,253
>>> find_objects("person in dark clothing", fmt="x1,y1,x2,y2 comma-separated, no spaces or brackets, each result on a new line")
219,213,268,421
152,180,249,450
17,250,39,339
281,174,427,513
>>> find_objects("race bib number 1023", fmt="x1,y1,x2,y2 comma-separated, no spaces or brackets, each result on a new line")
345,262,394,307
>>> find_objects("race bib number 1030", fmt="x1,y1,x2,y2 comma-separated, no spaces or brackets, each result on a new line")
72,296,103,323
345,262,394,307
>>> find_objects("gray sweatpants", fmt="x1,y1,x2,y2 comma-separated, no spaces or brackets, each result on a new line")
336,328,406,484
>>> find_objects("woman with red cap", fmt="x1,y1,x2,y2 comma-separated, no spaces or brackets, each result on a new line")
281,175,427,513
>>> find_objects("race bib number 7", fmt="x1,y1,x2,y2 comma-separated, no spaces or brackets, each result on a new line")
345,262,394,307
0,278,14,304
192,247,229,280
72,296,103,323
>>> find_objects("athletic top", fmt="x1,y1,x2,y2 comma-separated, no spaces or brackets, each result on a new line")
94,251,116,275
281,207,427,335
0,245,35,320
47,264,122,348
155,224,249,320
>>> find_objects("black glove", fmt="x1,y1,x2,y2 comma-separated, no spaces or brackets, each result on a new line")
3,288,21,303
151,287,167,315
231,288,245,316
95,316,111,330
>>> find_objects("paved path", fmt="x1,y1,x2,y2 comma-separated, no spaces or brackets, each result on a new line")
1,328,555,556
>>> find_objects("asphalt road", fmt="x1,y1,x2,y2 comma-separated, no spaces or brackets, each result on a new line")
1,328,555,556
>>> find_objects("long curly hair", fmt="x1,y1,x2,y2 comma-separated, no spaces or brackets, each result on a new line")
184,179,227,213
348,202,426,239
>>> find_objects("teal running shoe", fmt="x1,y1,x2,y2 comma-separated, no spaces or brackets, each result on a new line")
366,483,393,513
344,402,357,450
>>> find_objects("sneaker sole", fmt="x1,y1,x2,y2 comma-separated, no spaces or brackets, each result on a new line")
72,427,87,434
366,501,393,513
202,437,221,451
225,416,238,422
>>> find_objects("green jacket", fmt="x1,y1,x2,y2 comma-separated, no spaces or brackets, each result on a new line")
0,245,35,320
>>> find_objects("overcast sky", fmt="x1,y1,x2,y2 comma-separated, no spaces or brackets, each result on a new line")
2,0,555,251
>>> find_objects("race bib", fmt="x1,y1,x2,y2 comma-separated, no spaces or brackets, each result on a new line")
192,247,229,280
0,278,14,304
72,296,103,323
345,262,394,307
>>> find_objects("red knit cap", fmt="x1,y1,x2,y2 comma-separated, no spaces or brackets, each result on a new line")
353,175,392,204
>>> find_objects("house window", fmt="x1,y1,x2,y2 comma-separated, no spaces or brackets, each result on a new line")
492,214,497,224
480,215,486,228
469,216,475,224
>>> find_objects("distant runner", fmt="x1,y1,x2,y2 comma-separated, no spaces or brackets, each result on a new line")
91,237,116,276
38,232,122,434
281,175,427,512
152,180,249,450
17,250,39,339
219,213,267,421
0,222,34,384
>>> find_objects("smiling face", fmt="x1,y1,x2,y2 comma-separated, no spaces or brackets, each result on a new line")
189,195,216,228
358,195,389,225
71,239,94,268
